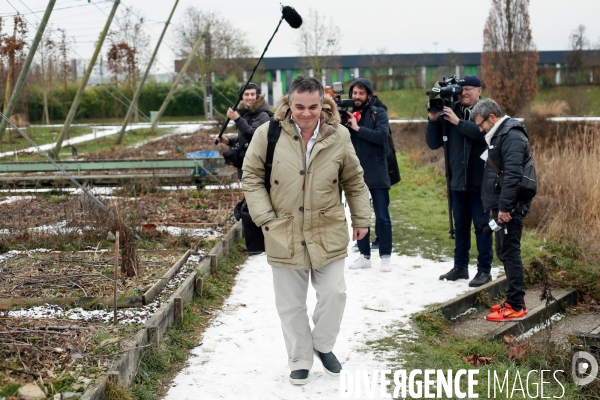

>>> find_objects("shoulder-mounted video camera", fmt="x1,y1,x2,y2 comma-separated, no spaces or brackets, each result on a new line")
426,76,463,113
326,82,355,125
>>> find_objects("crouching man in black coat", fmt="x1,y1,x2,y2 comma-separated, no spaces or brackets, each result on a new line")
472,99,537,322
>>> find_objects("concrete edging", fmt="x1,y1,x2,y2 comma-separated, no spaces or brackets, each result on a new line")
483,289,578,341
430,276,508,320
81,220,243,400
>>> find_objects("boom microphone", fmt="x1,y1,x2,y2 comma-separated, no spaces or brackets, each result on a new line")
282,5,302,29
214,4,303,145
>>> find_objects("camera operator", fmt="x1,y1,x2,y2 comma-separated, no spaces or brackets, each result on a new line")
221,82,272,179
472,98,535,321
425,76,493,287
345,78,392,272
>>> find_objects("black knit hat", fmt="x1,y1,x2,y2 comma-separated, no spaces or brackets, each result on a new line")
457,76,482,87
238,82,260,97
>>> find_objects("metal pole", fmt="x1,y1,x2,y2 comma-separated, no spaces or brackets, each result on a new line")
115,0,179,144
441,97,455,239
114,230,119,325
0,0,56,142
52,0,120,159
148,33,204,134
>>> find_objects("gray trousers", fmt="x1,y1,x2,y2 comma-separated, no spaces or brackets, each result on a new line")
271,258,347,371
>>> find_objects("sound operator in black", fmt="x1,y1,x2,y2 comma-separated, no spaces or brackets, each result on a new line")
221,82,272,179
425,76,493,287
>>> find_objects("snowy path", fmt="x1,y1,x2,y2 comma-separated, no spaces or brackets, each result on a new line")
164,227,500,399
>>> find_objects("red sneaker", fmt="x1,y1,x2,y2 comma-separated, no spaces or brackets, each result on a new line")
486,303,527,321
491,302,527,313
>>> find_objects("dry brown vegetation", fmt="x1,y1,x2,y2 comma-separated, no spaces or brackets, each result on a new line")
0,185,241,254
391,119,600,260
525,117,600,259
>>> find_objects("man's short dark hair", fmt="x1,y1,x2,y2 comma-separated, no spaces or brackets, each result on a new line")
288,75,324,104
472,99,502,120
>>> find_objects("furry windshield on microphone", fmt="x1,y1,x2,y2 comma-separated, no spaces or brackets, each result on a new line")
282,6,302,29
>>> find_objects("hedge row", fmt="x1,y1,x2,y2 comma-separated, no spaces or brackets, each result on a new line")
20,77,240,122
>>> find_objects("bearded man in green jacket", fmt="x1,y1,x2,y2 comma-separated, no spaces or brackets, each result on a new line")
242,75,371,385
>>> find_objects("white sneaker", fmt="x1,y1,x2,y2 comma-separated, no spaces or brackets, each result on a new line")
380,257,391,272
349,254,372,269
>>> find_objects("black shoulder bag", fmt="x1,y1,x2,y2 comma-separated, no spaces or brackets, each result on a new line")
236,119,281,253
371,107,401,185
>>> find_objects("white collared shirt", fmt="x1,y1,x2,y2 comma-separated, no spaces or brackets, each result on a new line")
293,120,320,167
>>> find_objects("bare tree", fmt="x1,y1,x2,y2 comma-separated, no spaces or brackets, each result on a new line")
294,8,341,81
107,8,150,90
1,15,28,115
566,24,589,85
173,7,255,117
105,8,149,120
481,0,538,116
36,23,56,124
173,7,255,81
366,48,391,91
57,28,71,120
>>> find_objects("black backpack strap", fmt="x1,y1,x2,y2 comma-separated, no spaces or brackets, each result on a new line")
264,118,281,194
371,106,378,122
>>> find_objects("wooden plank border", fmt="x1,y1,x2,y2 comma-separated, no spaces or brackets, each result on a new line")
80,220,242,400
142,250,191,305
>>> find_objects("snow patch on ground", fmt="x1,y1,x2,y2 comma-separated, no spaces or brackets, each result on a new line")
0,195,35,205
4,256,203,325
517,313,565,340
0,248,53,264
163,204,501,399
156,226,221,238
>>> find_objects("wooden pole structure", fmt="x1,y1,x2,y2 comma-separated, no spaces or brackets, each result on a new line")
0,0,56,142
114,230,120,325
147,31,205,135
52,0,120,159
115,0,179,145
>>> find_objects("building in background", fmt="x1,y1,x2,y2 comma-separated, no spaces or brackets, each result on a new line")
175,50,600,106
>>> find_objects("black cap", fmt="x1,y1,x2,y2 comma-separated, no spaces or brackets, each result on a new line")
457,76,482,87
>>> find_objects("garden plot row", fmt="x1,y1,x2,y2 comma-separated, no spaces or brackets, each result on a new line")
0,250,190,309
0,247,210,398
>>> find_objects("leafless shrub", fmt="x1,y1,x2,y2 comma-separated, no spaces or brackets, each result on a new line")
529,100,570,118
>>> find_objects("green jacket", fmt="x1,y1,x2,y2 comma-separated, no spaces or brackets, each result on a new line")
241,94,371,270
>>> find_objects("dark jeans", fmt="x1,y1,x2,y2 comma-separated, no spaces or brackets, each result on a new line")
451,190,493,273
492,202,531,311
358,188,392,257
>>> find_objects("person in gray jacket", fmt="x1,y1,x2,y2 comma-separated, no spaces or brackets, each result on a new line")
425,76,493,287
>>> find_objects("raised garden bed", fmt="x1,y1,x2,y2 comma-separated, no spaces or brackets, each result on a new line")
0,250,190,310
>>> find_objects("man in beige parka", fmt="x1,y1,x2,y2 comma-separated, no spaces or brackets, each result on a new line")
242,75,371,385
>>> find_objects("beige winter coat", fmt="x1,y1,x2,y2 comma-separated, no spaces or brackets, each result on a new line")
241,94,371,270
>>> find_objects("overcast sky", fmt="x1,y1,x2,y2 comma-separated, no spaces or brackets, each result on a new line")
3,0,600,75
